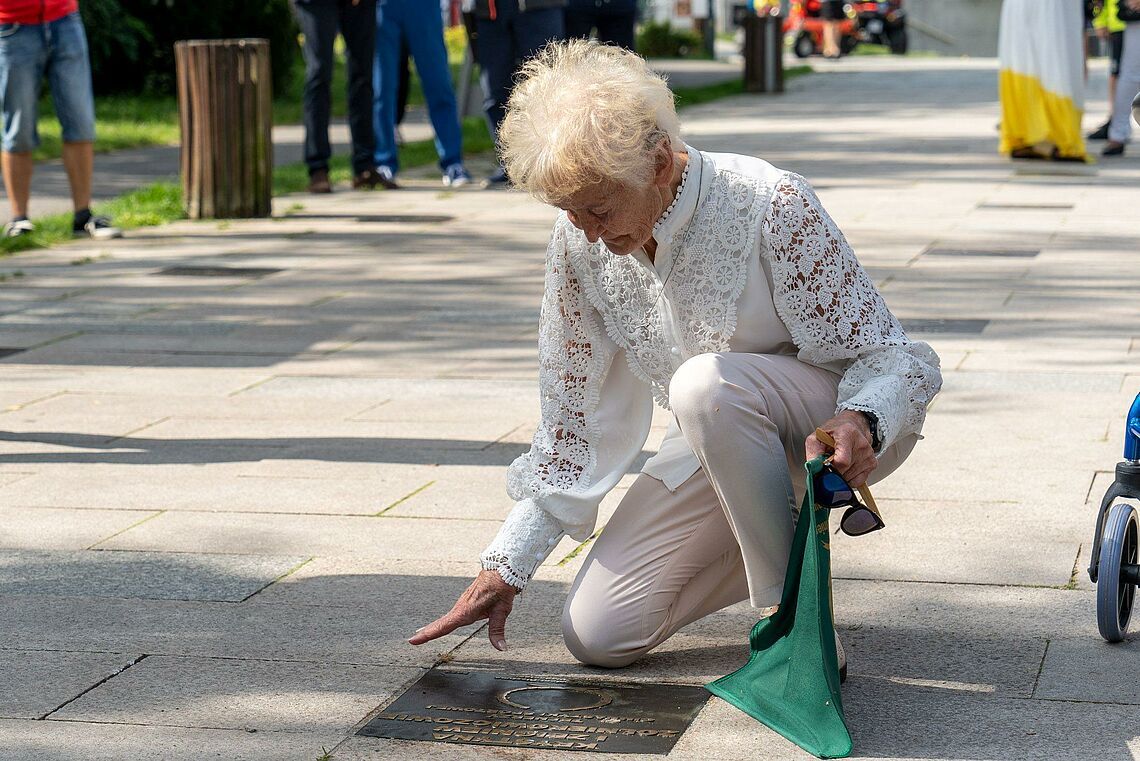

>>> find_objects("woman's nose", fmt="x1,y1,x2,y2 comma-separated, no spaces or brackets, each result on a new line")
569,211,603,242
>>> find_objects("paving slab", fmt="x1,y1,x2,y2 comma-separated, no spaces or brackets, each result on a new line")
94,512,500,559
0,649,140,719
0,507,157,550
0,591,483,668
1033,638,1140,705
0,718,345,761
0,549,309,602
53,654,419,734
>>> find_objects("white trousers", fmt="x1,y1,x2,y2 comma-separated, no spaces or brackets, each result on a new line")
562,353,917,668
1109,23,1140,143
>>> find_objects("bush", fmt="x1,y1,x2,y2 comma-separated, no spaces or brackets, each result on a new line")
81,0,299,97
635,20,705,59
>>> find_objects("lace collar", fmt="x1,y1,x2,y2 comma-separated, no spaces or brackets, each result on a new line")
651,144,703,245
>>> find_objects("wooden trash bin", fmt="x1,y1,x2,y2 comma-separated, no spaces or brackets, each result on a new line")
175,39,273,219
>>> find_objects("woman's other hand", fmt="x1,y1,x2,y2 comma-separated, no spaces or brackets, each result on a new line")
805,410,878,488
408,569,517,651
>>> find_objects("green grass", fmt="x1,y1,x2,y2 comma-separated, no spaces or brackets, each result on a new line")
0,181,183,256
672,65,813,107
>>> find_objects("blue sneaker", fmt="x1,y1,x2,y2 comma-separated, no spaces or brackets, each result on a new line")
442,164,472,188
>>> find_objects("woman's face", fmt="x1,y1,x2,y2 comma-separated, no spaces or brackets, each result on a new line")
561,179,662,256
559,146,674,256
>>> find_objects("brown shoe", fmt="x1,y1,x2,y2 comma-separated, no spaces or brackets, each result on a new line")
353,167,399,190
308,169,332,194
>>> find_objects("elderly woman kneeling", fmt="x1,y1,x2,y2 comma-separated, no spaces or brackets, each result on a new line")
410,41,941,669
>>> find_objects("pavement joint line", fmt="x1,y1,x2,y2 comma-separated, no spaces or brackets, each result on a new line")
831,575,1086,591
320,337,364,356
41,716,327,734
308,292,349,308
226,375,278,397
238,556,316,603
1083,472,1108,504
37,653,148,721
102,416,170,445
557,529,602,567
1065,545,1083,591
85,510,166,550
1030,639,1050,700
1,389,68,413
480,423,526,451
374,481,437,516
346,398,394,421
3,649,445,670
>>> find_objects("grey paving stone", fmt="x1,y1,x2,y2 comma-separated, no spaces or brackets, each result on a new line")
96,512,499,559
0,550,308,602
0,592,481,667
0,466,434,515
829,497,1084,587
53,654,419,733
0,718,346,761
0,507,158,550
1033,638,1140,705
0,649,140,719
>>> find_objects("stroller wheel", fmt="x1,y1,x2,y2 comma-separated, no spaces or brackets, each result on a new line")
1096,502,1138,642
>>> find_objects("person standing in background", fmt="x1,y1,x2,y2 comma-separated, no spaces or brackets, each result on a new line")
564,0,636,50
1089,0,1126,140
463,0,566,188
291,0,383,193
1103,0,1140,155
819,0,845,59
372,0,471,189
998,0,1087,161
0,0,122,239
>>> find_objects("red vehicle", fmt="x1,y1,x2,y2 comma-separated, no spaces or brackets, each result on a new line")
784,0,860,58
785,1,907,57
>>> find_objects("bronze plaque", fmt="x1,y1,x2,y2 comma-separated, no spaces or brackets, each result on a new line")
358,670,709,754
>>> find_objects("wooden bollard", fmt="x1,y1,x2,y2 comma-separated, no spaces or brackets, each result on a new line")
175,39,273,219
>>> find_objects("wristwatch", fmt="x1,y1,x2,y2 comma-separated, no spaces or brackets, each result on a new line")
859,410,882,451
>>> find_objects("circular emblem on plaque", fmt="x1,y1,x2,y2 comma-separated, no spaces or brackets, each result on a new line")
497,685,615,712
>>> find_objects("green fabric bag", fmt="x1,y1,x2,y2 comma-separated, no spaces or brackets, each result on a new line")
706,456,852,759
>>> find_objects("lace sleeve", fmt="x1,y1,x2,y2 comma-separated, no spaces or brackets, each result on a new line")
481,217,654,590
761,173,942,451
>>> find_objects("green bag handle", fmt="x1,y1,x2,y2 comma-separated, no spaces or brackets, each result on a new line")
706,456,853,759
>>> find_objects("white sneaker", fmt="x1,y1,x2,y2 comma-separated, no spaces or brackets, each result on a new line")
442,164,472,188
77,216,123,240
3,218,34,238
836,631,847,683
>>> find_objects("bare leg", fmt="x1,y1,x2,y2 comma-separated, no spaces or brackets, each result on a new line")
61,141,93,211
822,21,840,57
2,151,34,218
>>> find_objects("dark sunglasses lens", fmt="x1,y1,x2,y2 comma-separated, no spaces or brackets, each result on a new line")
841,506,884,536
816,471,854,507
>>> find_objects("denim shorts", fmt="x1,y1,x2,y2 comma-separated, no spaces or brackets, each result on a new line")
0,12,95,153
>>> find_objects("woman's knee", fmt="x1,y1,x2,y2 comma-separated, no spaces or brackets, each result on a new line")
670,353,765,433
561,597,646,669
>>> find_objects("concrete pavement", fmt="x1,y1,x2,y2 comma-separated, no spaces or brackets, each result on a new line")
1,55,1139,760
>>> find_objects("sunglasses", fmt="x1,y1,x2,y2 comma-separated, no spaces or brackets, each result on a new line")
812,428,885,537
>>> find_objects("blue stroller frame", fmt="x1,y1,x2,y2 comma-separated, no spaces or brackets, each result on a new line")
1087,392,1140,642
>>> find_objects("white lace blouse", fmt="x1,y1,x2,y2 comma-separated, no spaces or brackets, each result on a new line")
480,146,943,591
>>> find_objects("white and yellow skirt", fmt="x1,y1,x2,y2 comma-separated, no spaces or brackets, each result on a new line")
998,0,1087,159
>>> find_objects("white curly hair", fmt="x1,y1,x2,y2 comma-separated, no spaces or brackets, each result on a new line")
499,39,683,206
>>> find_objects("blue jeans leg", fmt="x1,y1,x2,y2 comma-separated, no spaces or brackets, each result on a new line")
404,0,462,169
45,13,95,145
0,21,48,153
372,0,402,172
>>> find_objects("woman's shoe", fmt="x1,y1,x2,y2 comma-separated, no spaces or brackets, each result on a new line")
1011,147,1047,160
1087,120,1110,140
1102,141,1125,157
